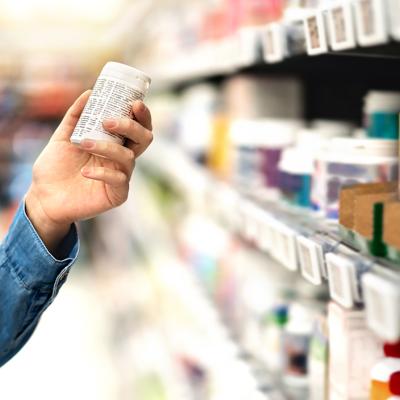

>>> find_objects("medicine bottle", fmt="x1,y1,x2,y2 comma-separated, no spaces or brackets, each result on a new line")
370,341,400,400
71,62,151,145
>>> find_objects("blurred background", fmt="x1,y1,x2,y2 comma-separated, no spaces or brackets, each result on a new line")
1,0,400,399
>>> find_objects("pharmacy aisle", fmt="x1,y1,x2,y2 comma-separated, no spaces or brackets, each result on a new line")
128,0,400,399
1,0,400,399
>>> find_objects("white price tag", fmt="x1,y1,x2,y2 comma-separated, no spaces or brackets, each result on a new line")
304,11,329,55
388,0,400,40
244,201,262,242
297,236,325,285
326,2,357,50
268,218,283,261
219,35,241,72
238,200,256,241
254,209,272,252
276,224,299,271
353,0,388,46
262,23,286,63
220,185,241,230
237,26,263,67
326,253,358,308
362,272,400,342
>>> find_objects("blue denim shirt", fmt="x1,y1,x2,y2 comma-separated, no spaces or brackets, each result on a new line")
0,202,79,366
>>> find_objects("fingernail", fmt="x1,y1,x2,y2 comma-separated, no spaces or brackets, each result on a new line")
81,167,91,175
81,139,96,150
103,118,117,129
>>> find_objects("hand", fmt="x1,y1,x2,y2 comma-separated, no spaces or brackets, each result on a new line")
25,90,153,253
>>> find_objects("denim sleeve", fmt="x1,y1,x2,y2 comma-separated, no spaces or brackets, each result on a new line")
0,201,79,367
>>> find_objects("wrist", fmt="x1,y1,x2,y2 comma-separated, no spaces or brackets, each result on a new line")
25,188,72,253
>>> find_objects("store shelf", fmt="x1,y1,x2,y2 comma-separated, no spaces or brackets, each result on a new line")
150,49,400,97
148,20,400,93
141,140,400,342
122,171,286,400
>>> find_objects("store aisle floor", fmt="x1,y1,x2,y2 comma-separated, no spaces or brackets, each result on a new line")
0,267,118,400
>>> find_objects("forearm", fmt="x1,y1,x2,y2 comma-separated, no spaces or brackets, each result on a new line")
0,202,79,366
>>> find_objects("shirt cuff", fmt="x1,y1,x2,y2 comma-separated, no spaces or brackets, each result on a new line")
3,201,79,292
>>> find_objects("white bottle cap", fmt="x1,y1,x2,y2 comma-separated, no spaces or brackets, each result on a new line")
311,119,354,136
230,118,301,148
364,91,400,113
318,137,399,163
101,62,151,93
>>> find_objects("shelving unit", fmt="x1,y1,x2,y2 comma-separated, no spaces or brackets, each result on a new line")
141,140,400,341
132,3,400,397
1,0,400,399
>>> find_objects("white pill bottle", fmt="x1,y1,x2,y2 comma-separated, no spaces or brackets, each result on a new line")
70,62,151,145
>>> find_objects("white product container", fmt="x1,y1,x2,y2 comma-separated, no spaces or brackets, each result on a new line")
364,91,400,139
283,303,314,397
230,119,300,193
279,126,351,175
311,119,354,136
371,357,400,399
362,272,400,342
328,302,383,400
71,62,151,145
311,137,398,218
365,91,400,114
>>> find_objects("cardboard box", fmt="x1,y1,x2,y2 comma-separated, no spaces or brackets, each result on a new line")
339,182,397,229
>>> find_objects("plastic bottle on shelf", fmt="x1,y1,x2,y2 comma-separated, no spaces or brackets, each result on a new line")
260,305,288,374
308,314,329,400
370,341,400,400
311,137,398,219
311,119,354,137
179,84,218,163
278,125,350,208
282,302,314,399
364,91,400,139
229,118,300,198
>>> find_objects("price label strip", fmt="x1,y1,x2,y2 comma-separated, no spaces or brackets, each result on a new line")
353,0,389,46
388,0,400,40
263,23,286,63
326,1,357,51
304,10,329,55
297,235,326,285
237,26,263,67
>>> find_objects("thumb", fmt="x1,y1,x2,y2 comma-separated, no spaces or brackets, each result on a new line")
52,90,91,141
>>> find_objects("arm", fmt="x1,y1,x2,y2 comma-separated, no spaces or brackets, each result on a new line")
0,91,153,366
0,202,78,367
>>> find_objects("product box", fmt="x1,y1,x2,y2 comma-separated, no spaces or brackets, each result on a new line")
383,201,400,262
328,302,383,399
339,182,397,255
339,182,397,229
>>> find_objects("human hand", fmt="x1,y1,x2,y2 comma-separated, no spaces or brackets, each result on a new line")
25,90,153,252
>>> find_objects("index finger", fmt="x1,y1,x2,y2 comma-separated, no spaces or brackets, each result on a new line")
132,101,152,131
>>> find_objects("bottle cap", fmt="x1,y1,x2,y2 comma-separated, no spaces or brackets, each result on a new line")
384,341,400,358
389,371,400,395
272,305,289,326
365,91,400,113
101,62,151,92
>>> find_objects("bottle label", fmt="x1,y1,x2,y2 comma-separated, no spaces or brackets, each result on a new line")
71,76,145,144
